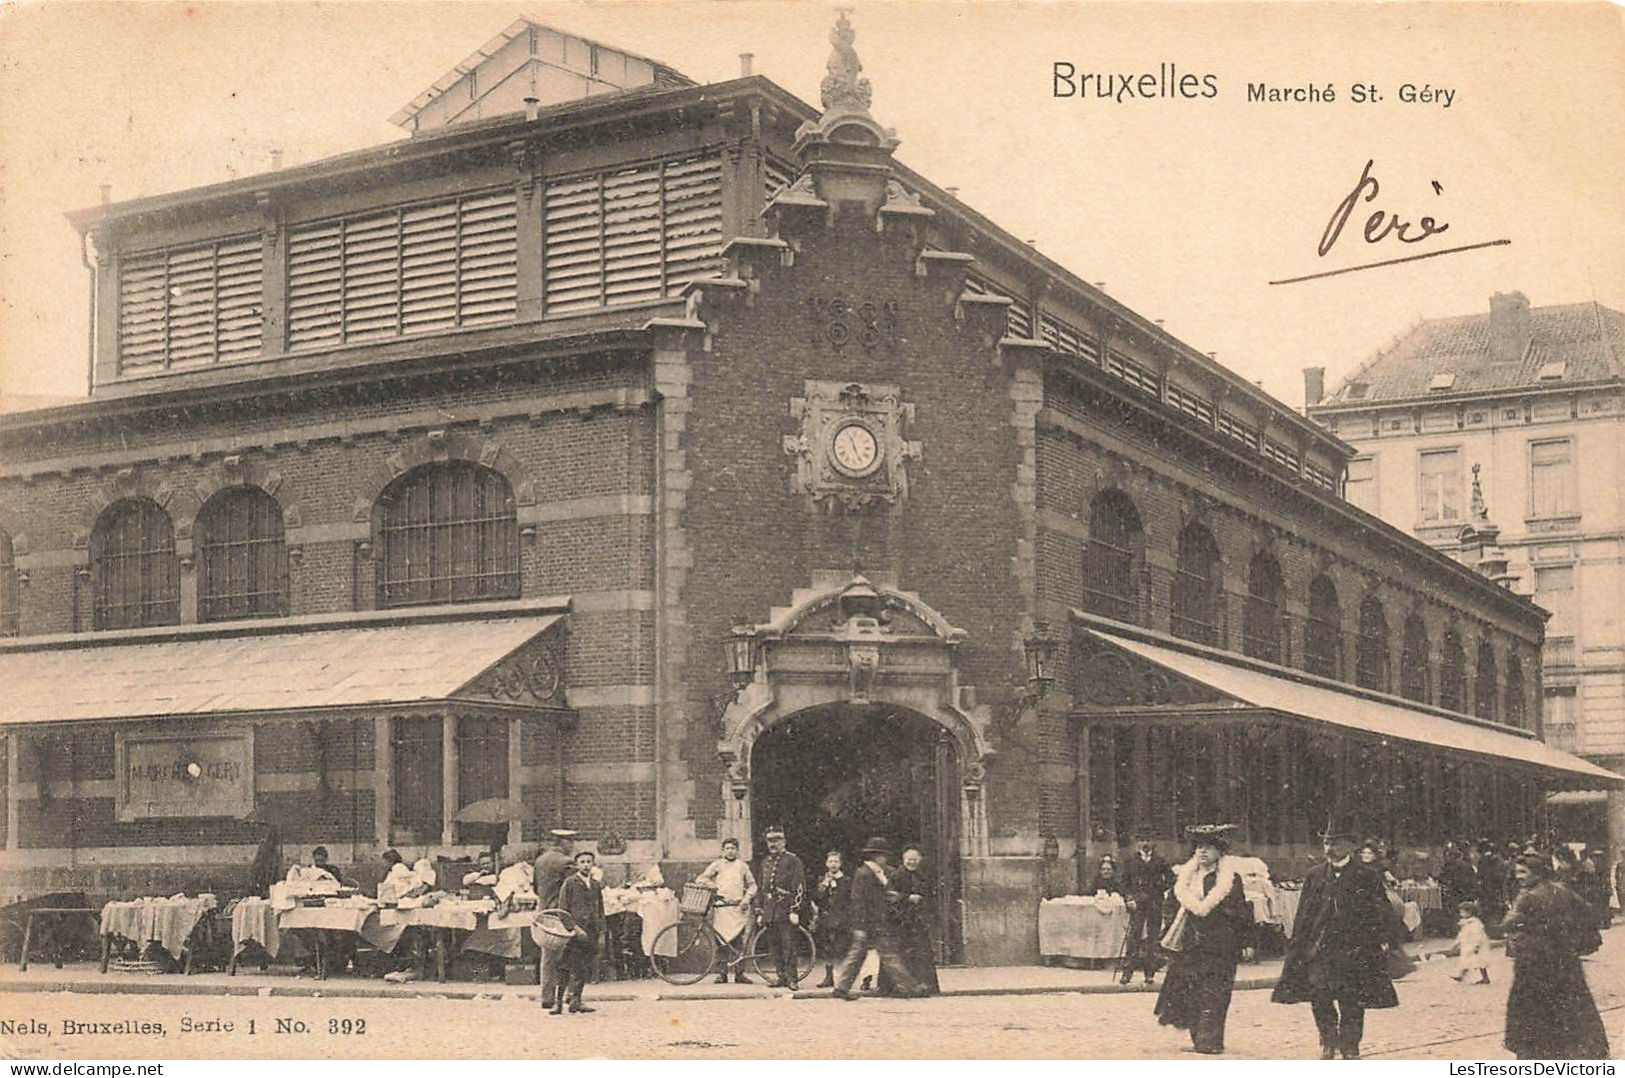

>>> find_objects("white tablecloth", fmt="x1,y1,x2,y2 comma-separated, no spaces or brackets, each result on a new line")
1039,898,1129,959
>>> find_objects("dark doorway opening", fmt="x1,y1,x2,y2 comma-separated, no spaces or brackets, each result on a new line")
750,704,963,963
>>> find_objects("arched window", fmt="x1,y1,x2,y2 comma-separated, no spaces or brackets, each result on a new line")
0,528,16,636
1083,490,1143,623
91,498,179,630
1305,576,1342,679
197,487,287,621
1440,628,1466,713
1355,594,1389,691
376,461,520,608
1400,613,1430,704
1171,524,1221,645
1504,656,1526,728
1474,641,1498,722
1243,551,1284,662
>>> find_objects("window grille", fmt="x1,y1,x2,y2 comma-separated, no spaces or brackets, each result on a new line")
1305,576,1341,679
1082,491,1143,622
1355,595,1388,691
92,499,180,630
0,529,16,636
197,487,287,621
118,236,263,373
544,154,723,315
1439,630,1467,713
287,190,518,349
1400,614,1430,704
1243,552,1284,663
376,462,520,608
1474,642,1498,722
1171,525,1220,645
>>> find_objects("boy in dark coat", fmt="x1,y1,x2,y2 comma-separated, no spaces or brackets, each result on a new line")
555,849,605,1014
1271,827,1399,1059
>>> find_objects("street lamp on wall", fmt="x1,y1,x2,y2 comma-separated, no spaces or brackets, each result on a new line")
711,624,762,736
995,620,1059,735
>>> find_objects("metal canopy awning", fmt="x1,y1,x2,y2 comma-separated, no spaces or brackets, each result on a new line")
0,608,567,726
1074,621,1623,788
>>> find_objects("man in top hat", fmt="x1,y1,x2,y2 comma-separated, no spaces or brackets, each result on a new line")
1120,830,1175,985
533,828,577,1009
832,837,925,1000
755,825,807,990
1271,825,1399,1059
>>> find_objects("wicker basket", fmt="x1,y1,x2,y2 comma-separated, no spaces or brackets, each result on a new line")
679,881,717,915
534,910,576,960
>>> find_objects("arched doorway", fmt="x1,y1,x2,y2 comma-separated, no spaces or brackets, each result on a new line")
750,702,964,963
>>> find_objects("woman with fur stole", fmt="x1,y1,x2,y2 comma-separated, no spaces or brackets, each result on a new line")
1154,824,1255,1055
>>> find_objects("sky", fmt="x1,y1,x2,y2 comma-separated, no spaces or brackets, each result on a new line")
1,0,1622,410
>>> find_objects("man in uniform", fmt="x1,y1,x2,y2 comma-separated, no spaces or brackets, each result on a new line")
533,828,576,1009
1120,831,1174,985
755,825,807,990
555,848,605,1014
1271,826,1399,1059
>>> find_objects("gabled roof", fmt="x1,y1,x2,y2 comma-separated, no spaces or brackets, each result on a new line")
1321,301,1625,408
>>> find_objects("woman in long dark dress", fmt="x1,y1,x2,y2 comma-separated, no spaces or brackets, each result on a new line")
1088,855,1124,896
1502,852,1610,1060
811,850,851,989
884,847,940,995
1154,824,1254,1055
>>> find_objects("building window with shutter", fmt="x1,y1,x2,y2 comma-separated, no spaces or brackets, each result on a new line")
376,462,520,608
1355,594,1389,691
286,190,518,350
1344,456,1377,514
1400,613,1430,704
1528,439,1576,518
117,236,264,374
0,529,16,637
92,499,180,630
1304,576,1341,679
1440,628,1466,713
1504,658,1526,729
1542,687,1578,751
1082,490,1143,623
1474,642,1498,722
197,488,287,621
1171,524,1221,646
543,153,723,315
1243,551,1284,663
1418,448,1462,523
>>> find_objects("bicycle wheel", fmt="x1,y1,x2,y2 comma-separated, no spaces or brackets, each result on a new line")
748,924,818,987
649,919,718,986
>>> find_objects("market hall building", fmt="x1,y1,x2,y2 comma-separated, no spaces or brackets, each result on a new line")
0,17,1616,965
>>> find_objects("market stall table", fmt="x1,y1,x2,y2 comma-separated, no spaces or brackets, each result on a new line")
1038,896,1130,963
18,907,97,971
99,896,217,974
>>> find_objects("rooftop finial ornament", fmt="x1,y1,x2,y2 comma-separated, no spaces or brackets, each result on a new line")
1470,462,1488,522
820,9,873,114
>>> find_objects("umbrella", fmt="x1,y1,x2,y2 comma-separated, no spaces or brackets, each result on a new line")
453,798,529,825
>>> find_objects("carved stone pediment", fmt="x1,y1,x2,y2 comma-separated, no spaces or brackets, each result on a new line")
457,621,569,709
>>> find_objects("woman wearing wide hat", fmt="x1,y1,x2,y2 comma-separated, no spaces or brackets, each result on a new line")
1153,824,1254,1055
1501,851,1610,1059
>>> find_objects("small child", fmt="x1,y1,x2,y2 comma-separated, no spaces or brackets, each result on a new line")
1451,901,1490,984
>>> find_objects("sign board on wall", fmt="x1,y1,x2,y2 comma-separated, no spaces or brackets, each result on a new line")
115,729,255,821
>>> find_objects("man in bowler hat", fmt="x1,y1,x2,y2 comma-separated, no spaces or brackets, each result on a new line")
1120,831,1174,985
755,825,807,990
832,837,925,1000
1271,826,1399,1058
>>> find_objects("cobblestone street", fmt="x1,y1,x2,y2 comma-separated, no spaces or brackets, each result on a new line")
3,932,1621,1059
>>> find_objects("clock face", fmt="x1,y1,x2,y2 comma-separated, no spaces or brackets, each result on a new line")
830,422,881,477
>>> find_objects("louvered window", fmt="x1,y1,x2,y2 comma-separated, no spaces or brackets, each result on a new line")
964,276,1032,338
286,190,518,349
1038,312,1101,365
1105,349,1160,398
118,237,263,372
543,154,723,316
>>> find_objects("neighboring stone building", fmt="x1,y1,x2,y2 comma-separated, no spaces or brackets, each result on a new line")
0,18,1615,964
1308,293,1625,854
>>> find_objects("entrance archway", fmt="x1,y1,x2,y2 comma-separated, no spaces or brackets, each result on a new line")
752,702,964,963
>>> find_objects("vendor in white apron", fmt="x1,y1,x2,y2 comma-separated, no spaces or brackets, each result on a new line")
695,837,758,984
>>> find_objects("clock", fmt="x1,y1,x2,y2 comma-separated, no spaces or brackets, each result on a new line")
829,421,881,477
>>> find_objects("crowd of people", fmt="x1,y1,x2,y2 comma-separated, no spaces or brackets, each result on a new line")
1134,823,1613,1060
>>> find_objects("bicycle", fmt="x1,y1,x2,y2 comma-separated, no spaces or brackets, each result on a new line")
649,899,816,987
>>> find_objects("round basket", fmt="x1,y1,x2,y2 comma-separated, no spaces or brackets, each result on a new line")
534,909,576,959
